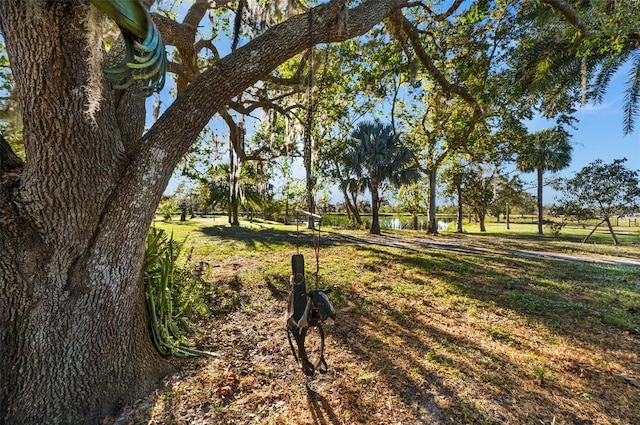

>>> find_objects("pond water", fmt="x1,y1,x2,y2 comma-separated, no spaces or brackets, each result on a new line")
323,214,455,231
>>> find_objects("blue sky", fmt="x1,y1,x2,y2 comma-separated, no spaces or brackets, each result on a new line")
521,62,639,203
527,63,639,180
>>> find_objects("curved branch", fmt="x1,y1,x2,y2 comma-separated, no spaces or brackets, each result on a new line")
195,38,221,61
166,61,195,81
427,0,465,22
390,10,482,117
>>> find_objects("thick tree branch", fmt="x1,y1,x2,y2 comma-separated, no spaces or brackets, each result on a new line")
183,0,215,30
167,61,195,81
152,4,208,93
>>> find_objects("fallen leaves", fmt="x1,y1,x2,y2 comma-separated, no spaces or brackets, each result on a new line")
215,372,239,398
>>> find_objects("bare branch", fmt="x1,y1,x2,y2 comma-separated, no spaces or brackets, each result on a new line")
227,99,291,117
167,62,196,82
195,38,221,61
421,0,465,22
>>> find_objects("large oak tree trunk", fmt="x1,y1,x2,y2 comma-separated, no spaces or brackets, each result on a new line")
0,216,170,424
0,3,172,423
0,0,403,422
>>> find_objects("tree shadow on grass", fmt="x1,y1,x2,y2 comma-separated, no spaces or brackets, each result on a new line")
318,239,639,423
357,241,639,336
198,225,295,249
330,294,614,424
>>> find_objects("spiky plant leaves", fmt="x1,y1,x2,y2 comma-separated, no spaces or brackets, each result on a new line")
144,227,213,357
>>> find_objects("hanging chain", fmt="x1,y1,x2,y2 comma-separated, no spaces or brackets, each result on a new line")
304,9,322,289
296,212,300,255
303,10,315,220
314,218,321,288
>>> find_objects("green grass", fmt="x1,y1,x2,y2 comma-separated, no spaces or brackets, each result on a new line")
153,216,640,334
143,216,640,424
460,220,640,247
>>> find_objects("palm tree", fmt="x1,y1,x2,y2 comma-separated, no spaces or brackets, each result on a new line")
349,121,420,235
515,128,572,234
200,163,266,225
338,177,365,226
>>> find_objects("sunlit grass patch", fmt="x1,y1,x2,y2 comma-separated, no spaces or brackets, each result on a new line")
356,369,380,381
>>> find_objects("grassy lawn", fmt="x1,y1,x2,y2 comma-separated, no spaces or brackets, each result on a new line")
120,216,640,424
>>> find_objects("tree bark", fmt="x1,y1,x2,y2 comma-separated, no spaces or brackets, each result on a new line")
0,4,173,424
229,140,240,226
370,182,381,235
604,217,619,245
427,168,438,234
341,187,362,226
456,181,463,233
0,0,406,422
537,166,544,234
479,209,487,232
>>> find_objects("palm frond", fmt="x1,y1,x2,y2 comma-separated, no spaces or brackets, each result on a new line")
623,52,640,135
590,55,626,104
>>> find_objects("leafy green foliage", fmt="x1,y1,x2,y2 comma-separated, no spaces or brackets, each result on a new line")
349,121,420,234
514,128,573,174
553,158,640,244
156,199,178,221
545,221,567,238
511,0,640,132
555,158,640,218
460,164,497,232
395,181,429,229
144,227,211,356
0,38,23,157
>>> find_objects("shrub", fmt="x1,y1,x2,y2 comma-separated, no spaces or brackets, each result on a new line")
545,221,566,238
144,227,210,356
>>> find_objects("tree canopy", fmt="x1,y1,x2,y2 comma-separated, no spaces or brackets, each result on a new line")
553,158,640,245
